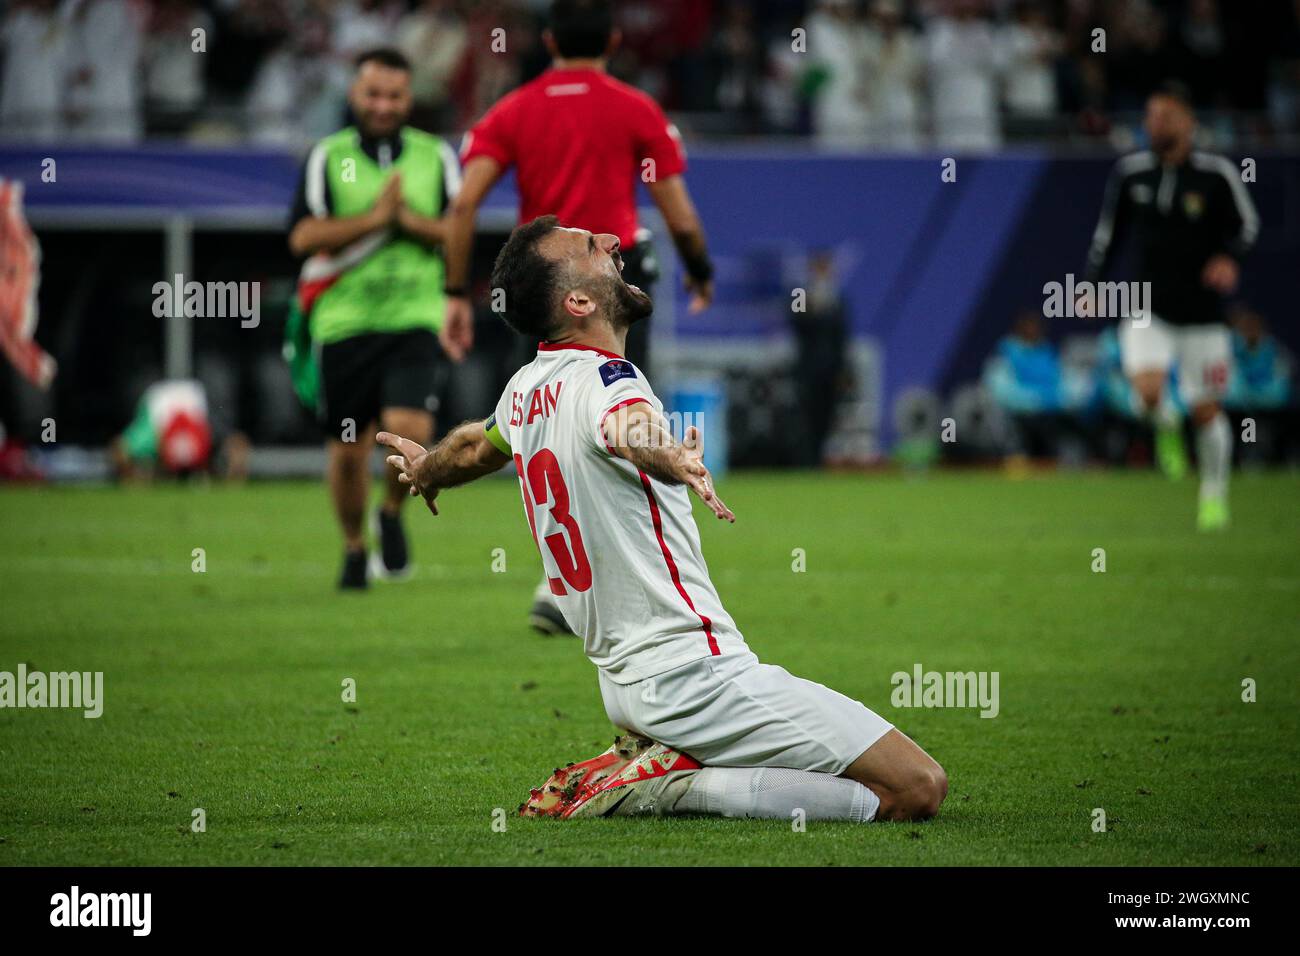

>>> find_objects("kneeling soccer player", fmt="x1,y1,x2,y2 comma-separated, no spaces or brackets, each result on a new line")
378,216,947,822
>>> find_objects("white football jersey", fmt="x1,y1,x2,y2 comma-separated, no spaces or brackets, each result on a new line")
488,343,746,684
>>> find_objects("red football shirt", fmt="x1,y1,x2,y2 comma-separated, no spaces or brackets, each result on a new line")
461,67,686,248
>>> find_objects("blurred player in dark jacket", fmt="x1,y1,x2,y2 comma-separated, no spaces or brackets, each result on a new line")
1083,83,1258,530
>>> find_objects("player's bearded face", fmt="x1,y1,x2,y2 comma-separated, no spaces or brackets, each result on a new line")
605,259,654,325
551,229,654,329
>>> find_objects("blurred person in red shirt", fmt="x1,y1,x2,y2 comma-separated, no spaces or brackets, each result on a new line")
440,0,715,375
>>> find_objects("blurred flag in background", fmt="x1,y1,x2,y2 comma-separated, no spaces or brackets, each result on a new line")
0,178,55,390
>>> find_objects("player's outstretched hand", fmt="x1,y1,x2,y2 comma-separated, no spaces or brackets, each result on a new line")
376,430,440,515
678,425,734,522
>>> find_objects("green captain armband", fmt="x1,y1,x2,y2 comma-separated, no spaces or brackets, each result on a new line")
484,414,511,456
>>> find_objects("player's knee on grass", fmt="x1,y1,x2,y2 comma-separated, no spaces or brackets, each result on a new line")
844,730,948,822
875,764,948,822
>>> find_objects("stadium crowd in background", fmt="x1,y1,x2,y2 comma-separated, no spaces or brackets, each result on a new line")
3,0,1300,148
2,0,1298,481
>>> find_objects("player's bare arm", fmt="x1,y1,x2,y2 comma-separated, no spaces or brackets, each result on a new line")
645,174,714,314
439,155,504,361
377,422,509,515
288,172,403,257
603,400,735,522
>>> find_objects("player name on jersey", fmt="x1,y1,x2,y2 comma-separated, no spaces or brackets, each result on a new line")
508,381,564,427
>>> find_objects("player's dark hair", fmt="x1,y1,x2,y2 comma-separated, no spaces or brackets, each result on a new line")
549,0,614,58
491,215,563,339
354,47,411,73
1151,79,1194,112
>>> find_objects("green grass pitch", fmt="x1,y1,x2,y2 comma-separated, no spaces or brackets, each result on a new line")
1,470,1297,866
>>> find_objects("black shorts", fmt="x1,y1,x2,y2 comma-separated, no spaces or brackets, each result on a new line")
318,328,447,437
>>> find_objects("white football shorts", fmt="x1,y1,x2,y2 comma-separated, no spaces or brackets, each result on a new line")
597,650,894,775
1118,314,1231,407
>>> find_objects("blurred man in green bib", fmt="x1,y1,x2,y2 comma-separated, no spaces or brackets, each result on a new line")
287,48,462,590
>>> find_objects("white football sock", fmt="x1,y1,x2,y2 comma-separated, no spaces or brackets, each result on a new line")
1196,411,1231,501
673,766,879,823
